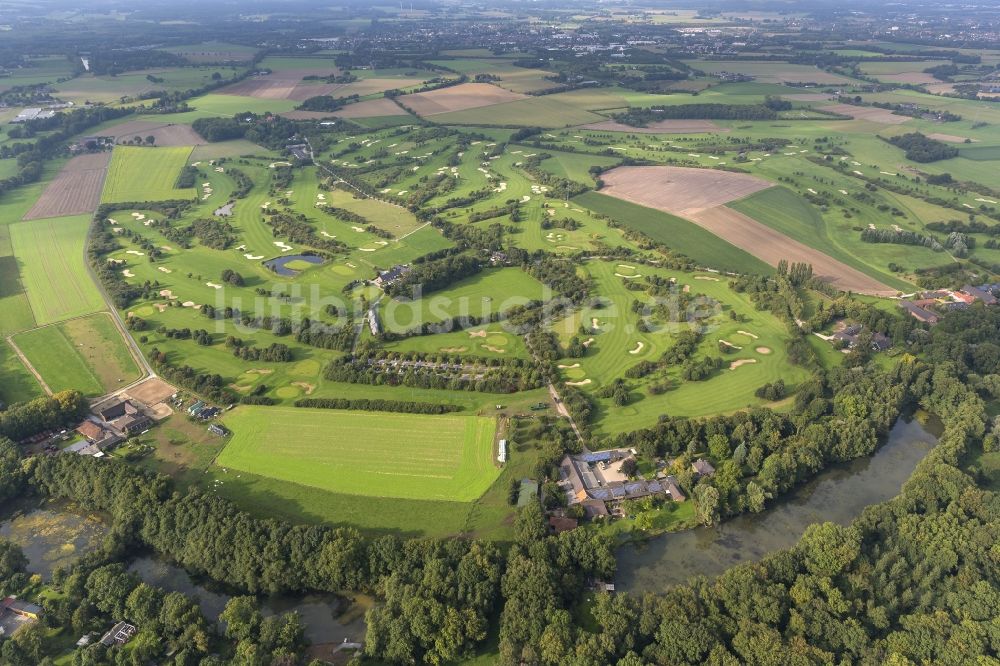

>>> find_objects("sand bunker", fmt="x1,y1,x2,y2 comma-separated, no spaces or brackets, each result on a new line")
730,359,758,370
159,289,177,300
755,346,772,354
558,363,581,369
122,269,134,278
582,337,595,348
719,339,742,350
695,275,719,281
157,266,172,273
483,345,506,353
182,301,197,308
244,253,264,260
615,272,642,279
291,382,315,395
440,346,468,353
737,330,759,339
565,378,592,386
468,330,488,338
628,341,645,354
126,250,145,256
206,282,222,290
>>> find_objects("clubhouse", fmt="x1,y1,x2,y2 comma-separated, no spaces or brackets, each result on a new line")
558,449,686,518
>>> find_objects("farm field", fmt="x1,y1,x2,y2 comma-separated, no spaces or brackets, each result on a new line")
12,313,142,397
0,340,42,405
22,152,111,220
101,146,196,203
217,407,501,502
8,214,106,325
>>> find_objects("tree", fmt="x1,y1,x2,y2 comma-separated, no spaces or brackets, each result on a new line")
221,596,263,642
620,457,638,478
800,523,860,577
144,135,155,145
694,484,720,526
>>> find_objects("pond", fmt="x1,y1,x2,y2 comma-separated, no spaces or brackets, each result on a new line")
263,254,325,276
128,556,369,646
0,502,108,580
615,412,940,593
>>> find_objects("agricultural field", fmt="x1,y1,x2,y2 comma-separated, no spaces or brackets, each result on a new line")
101,146,196,203
0,340,42,405
217,407,500,502
8,214,106,325
12,313,141,397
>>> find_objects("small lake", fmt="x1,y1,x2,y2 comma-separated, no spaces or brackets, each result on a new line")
615,413,940,593
0,502,108,580
264,254,325,276
128,556,369,646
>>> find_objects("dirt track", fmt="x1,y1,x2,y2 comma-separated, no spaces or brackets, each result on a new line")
598,166,897,296
23,152,111,220
401,82,526,116
578,119,728,134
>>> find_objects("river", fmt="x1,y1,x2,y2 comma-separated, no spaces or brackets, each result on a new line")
615,412,940,593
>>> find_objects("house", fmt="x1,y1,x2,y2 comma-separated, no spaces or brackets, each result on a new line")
961,285,998,305
899,300,939,324
871,333,893,352
110,412,152,435
76,421,121,448
98,399,141,422
62,440,104,457
100,621,137,647
187,400,205,415
548,515,578,534
692,459,715,478
373,264,410,289
663,475,686,502
208,424,228,437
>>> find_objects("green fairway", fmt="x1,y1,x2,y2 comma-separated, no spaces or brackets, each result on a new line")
574,191,773,275
12,313,142,397
218,407,500,501
8,215,106,325
101,146,196,203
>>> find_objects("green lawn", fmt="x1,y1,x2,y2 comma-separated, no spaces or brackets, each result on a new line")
101,146,196,203
574,191,772,275
218,406,500,502
0,339,42,405
12,313,141,397
8,215,106,325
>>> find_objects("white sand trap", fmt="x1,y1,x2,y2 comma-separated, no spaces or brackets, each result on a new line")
237,244,246,251
682,284,690,293
161,246,172,251
719,339,742,350
346,262,357,268
521,195,531,202
320,231,336,238
558,363,581,369
582,337,595,348
756,346,772,354
695,275,719,281
202,182,211,187
126,250,145,256
154,303,168,312
159,289,176,299
591,318,600,330
839,189,848,195
273,241,293,251
182,301,197,308
350,226,365,232
617,264,636,270
380,188,391,194
191,162,201,167
398,190,408,196
244,254,264,260
111,227,123,234
157,266,172,273
615,272,642,279
565,379,592,386
135,214,145,220
629,341,645,354
107,218,118,224
730,359,757,370
206,282,222,289
215,167,225,173
737,330,759,339
853,170,864,175
468,330,488,338
130,212,141,218
122,269,134,277
358,248,376,252
880,171,896,176
376,240,389,246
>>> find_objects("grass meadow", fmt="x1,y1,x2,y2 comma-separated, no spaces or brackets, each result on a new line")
217,406,500,502
8,215,106,325
102,146,196,203
12,313,141,396
0,340,42,404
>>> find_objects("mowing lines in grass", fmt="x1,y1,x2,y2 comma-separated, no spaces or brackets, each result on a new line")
8,215,105,325
218,407,499,501
101,146,196,203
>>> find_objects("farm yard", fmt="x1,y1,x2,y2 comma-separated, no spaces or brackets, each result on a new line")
217,407,500,502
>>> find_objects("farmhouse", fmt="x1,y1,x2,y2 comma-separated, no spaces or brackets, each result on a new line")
692,459,716,478
76,420,121,449
1,597,43,620
899,300,939,324
373,264,411,289
96,399,152,435
558,449,684,515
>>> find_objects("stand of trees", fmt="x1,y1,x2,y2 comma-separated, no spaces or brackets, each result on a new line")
886,132,960,162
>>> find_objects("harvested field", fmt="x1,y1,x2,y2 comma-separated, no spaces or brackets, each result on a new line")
279,110,338,120
218,68,333,99
333,97,408,118
101,120,207,146
926,132,977,144
599,166,773,217
577,119,728,134
598,166,895,295
688,207,895,295
23,153,110,220
820,104,912,125
876,72,939,85
400,82,526,116
287,78,415,102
